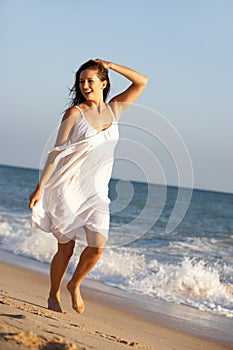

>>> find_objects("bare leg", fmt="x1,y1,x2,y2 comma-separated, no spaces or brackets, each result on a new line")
67,228,106,313
48,240,75,312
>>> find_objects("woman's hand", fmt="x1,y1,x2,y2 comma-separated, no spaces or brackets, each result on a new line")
94,58,111,69
95,58,148,120
29,187,41,209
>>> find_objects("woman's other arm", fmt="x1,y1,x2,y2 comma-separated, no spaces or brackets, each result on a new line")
29,108,79,208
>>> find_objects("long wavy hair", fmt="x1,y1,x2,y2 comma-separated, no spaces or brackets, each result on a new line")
68,60,110,108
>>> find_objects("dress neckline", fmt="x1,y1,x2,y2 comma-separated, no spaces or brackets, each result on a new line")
74,104,115,132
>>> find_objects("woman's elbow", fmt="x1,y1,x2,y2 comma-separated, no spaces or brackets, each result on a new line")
141,75,149,87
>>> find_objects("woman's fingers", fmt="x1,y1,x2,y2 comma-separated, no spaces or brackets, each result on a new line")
29,190,41,209
29,196,36,209
94,58,110,69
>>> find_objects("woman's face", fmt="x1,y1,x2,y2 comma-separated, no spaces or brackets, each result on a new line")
79,69,106,102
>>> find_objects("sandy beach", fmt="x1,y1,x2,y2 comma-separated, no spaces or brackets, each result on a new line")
0,258,233,350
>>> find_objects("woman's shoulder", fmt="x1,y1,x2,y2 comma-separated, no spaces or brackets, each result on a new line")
76,103,89,111
61,106,81,125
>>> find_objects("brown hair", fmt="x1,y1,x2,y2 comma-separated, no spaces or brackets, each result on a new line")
68,60,110,107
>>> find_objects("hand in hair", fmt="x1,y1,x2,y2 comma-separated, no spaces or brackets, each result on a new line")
94,58,111,69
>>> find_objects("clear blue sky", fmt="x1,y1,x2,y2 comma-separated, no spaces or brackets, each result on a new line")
1,0,233,193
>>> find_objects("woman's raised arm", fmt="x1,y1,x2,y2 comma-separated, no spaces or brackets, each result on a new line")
94,59,148,119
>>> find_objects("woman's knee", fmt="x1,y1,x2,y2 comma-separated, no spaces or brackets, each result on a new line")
58,240,75,259
88,246,105,257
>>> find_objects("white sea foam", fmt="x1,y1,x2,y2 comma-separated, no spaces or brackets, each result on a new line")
0,214,56,262
87,249,233,318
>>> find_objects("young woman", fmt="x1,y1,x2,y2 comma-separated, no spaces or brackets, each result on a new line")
29,58,148,314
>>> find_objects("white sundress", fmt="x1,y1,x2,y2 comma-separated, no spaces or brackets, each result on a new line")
31,104,119,244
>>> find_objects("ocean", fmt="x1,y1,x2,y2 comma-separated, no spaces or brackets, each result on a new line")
0,164,233,318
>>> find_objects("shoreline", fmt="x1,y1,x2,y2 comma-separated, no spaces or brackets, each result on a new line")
0,251,233,349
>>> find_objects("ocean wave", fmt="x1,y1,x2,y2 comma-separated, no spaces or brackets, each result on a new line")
86,249,233,318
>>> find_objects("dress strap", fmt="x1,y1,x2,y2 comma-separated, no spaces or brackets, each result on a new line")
107,103,117,122
74,105,82,115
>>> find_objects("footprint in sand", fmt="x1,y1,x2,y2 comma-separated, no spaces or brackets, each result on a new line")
0,313,25,319
70,323,86,330
93,330,152,349
0,295,57,319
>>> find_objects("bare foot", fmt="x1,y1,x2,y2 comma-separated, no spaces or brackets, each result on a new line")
67,282,85,314
48,295,62,312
